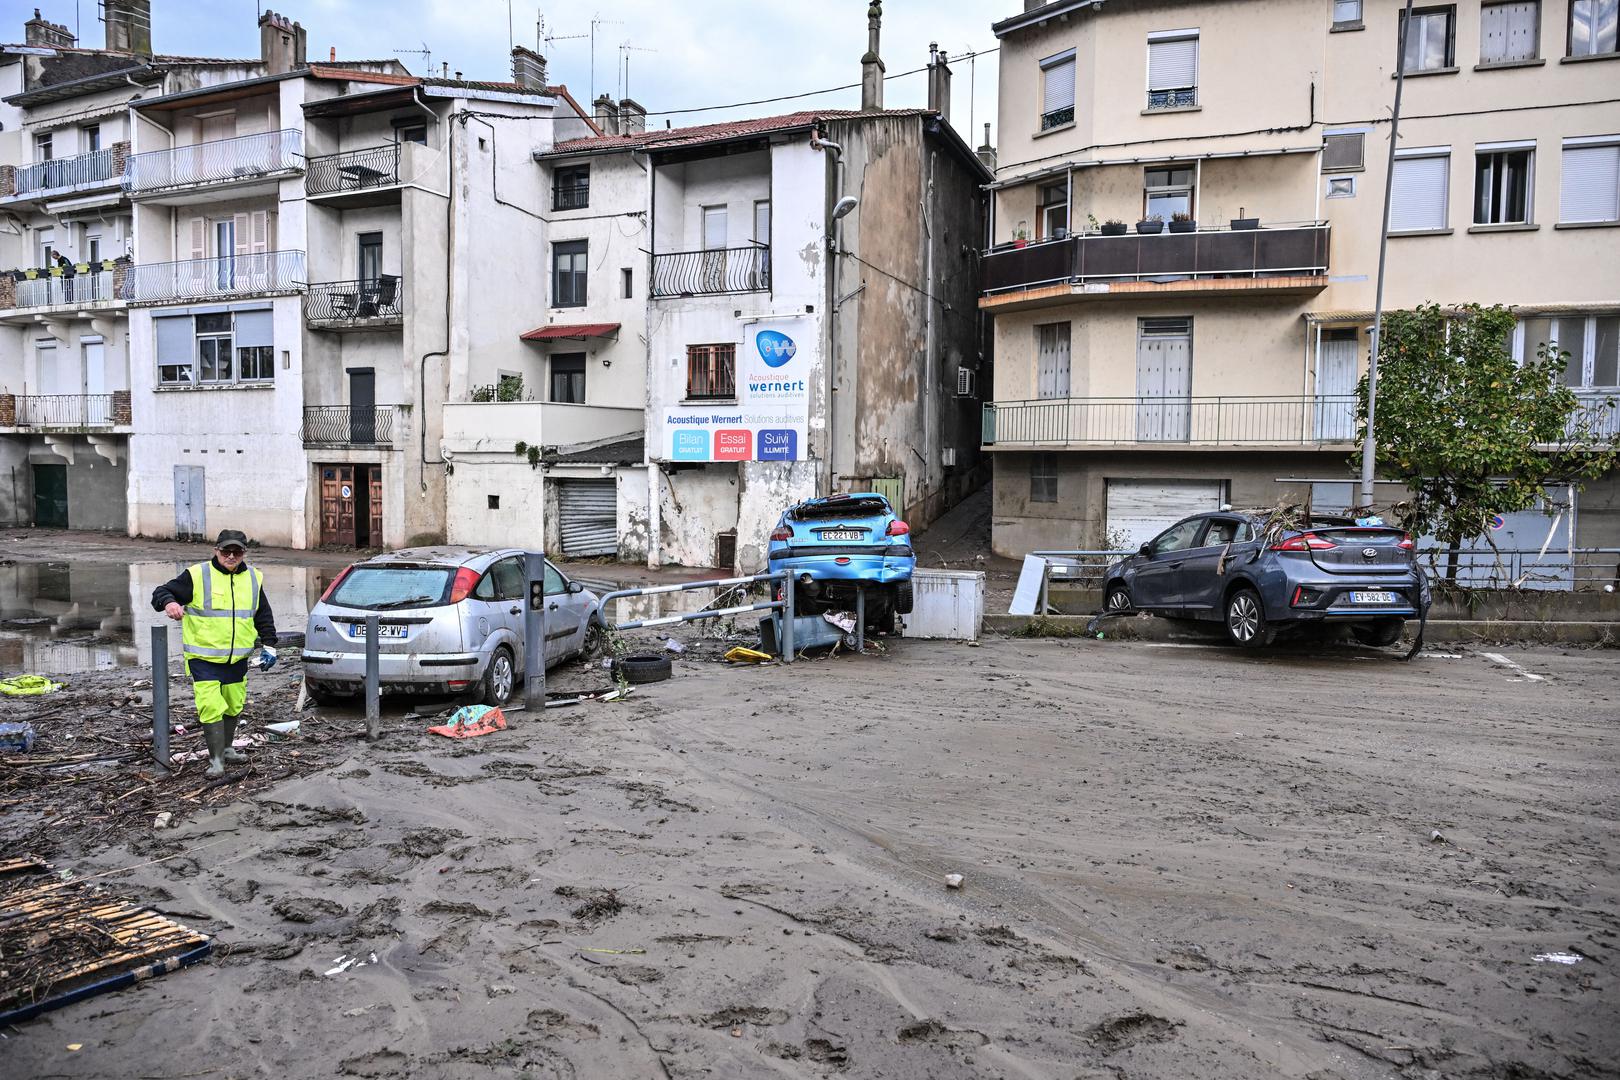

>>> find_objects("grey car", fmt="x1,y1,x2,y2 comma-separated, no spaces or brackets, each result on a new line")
302,547,603,705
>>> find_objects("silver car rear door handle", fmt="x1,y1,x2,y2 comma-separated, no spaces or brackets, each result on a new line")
508,606,521,615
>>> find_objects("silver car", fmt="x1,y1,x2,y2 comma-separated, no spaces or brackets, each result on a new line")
302,547,603,706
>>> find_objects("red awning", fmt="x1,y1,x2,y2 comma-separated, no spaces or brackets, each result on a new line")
520,322,621,341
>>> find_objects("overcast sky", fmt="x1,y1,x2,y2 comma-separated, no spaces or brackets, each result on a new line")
24,0,1003,143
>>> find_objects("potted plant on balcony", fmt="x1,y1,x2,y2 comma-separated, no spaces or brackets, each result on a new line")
22,267,39,280
1012,221,1030,249
1100,219,1128,236
1169,211,1197,234
1230,206,1260,230
1135,214,1164,235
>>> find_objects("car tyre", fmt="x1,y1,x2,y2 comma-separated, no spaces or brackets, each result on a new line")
894,580,914,615
302,679,332,706
613,653,672,684
1104,584,1133,614
1224,587,1274,648
1352,618,1404,647
479,646,516,707
579,617,606,660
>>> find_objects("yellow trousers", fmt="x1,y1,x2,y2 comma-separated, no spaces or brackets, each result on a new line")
193,678,246,726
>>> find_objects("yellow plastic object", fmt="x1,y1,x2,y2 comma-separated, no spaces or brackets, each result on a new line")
0,675,64,697
723,646,773,664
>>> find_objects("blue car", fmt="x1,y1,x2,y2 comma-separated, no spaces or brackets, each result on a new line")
1101,511,1430,648
767,493,915,630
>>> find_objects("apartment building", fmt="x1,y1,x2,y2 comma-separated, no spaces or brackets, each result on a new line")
983,0,1619,555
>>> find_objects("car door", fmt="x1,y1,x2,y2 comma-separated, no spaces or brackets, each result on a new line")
542,560,583,667
1176,516,1253,615
1131,517,1205,609
490,556,529,672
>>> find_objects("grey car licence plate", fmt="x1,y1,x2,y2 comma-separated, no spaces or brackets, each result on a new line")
1350,591,1397,604
351,623,409,639
819,529,865,541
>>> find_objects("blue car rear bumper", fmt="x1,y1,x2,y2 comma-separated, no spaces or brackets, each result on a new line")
768,545,914,585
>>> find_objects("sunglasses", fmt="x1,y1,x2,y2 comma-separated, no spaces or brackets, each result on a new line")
219,548,246,557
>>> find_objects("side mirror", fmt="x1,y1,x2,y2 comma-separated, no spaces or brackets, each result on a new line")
567,580,584,594
1138,542,1154,557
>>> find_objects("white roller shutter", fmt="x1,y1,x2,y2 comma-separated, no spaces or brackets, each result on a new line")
1042,57,1075,115
1105,480,1225,551
1390,154,1449,231
1560,144,1620,224
1148,36,1198,90
558,480,618,557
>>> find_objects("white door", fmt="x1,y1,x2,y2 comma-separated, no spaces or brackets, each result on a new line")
1136,320,1193,441
83,338,106,401
1036,323,1071,399
1105,479,1225,551
1314,331,1358,440
37,342,77,396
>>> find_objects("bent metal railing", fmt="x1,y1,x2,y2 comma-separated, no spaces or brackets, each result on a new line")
302,405,394,447
305,144,401,196
124,251,304,303
598,572,796,660
650,245,770,298
983,396,1361,446
125,129,303,192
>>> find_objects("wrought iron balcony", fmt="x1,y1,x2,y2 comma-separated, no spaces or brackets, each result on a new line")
303,405,394,447
8,147,121,198
1041,105,1074,130
305,144,400,197
125,129,303,194
553,181,589,210
15,394,115,428
124,251,304,304
982,396,1361,447
7,269,119,310
650,245,770,298
304,277,403,330
1147,87,1198,109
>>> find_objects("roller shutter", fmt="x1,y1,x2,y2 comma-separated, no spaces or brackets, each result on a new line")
558,480,618,557
1105,480,1225,551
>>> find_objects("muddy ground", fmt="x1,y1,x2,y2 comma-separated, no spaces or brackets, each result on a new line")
3,623,1615,1079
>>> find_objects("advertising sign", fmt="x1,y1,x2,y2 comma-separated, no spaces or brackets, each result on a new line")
663,318,810,461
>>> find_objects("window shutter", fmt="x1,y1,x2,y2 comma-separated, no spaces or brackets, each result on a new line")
1480,2,1538,62
1042,57,1075,113
232,212,250,256
1389,155,1449,231
1560,145,1620,223
1148,37,1198,90
187,217,207,260
155,315,193,368
233,309,273,348
250,210,271,254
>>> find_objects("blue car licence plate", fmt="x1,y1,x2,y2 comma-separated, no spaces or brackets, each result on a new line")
1350,591,1397,604
818,529,864,541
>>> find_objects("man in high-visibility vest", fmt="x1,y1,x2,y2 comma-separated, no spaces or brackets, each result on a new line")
151,530,280,776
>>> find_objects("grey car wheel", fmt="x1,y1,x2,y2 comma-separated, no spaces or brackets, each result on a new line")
1224,588,1273,648
1105,585,1133,613
481,647,515,706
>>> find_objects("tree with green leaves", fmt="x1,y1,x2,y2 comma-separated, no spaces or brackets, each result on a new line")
1357,303,1618,581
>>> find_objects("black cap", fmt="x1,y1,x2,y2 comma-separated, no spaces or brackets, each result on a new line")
214,529,249,551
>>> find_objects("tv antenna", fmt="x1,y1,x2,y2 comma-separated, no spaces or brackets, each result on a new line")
538,13,586,53
587,13,623,105
392,42,433,75
618,42,657,102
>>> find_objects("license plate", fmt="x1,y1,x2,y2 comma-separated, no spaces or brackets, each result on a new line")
819,529,865,541
353,623,409,638
1350,591,1397,604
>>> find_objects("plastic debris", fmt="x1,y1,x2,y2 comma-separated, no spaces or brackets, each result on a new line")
323,952,379,976
153,812,173,830
1429,829,1446,844
822,611,858,633
264,720,300,737
1533,952,1583,965
428,705,508,739
0,721,38,754
0,675,63,697
724,646,774,664
944,873,964,889
664,638,686,654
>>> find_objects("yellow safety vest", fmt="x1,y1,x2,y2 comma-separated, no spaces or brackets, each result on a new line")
181,561,263,663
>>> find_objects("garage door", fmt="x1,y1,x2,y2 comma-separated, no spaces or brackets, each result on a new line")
1105,480,1225,551
557,480,618,557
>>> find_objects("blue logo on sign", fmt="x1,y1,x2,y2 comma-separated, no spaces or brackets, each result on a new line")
757,428,797,460
671,430,710,461
757,330,797,368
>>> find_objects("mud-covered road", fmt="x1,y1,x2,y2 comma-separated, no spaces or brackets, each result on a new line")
5,635,1616,1079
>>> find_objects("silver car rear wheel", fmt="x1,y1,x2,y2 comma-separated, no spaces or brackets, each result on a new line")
482,648,515,706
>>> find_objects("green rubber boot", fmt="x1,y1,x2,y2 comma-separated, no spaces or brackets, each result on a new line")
221,715,248,764
202,722,228,777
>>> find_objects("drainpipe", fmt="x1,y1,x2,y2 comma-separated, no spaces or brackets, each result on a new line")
811,134,843,497
921,148,937,518
419,108,457,492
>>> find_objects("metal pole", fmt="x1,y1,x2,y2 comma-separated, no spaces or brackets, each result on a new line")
780,573,795,663
523,552,546,712
364,614,380,740
1359,0,1416,514
855,585,865,653
150,625,170,770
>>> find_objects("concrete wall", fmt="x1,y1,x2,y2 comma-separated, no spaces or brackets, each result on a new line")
655,463,742,569
63,447,127,530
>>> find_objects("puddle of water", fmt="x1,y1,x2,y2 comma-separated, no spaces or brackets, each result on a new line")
0,560,325,674
597,581,767,626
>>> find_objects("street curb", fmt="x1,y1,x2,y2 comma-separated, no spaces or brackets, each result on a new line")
982,614,1619,646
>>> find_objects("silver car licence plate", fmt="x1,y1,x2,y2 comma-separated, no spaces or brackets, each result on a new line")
1350,591,1397,604
352,623,409,639
819,529,864,541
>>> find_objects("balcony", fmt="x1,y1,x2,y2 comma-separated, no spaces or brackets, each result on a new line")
305,144,402,207
650,245,771,298
982,396,1360,449
0,268,123,319
125,129,303,201
3,393,122,430
2,146,124,203
440,401,644,456
303,405,395,448
124,251,304,305
304,277,403,331
980,224,1330,310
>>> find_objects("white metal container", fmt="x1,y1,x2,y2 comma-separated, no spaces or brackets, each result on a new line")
900,569,985,641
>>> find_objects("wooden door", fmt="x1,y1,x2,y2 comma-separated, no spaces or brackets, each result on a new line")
368,467,384,547
33,464,68,528
320,465,357,546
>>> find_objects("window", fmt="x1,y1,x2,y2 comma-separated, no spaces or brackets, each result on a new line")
1326,176,1356,198
1039,50,1075,130
1036,322,1071,399
1144,166,1194,220
34,133,52,161
1038,181,1069,238
1480,1,1540,63
1400,6,1456,70
686,343,736,400
1203,519,1253,546
1147,31,1199,109
1030,454,1058,503
357,232,382,285
1152,518,1204,555
550,353,587,403
1474,145,1534,224
1518,315,1619,387
235,310,274,381
1332,0,1363,28
1569,0,1619,56
1389,149,1450,231
1322,132,1366,171
493,557,526,599
399,124,427,145
83,125,101,153
621,267,633,298
1560,138,1620,223
195,312,233,383
753,199,772,290
552,239,587,306
553,164,589,210
156,309,274,386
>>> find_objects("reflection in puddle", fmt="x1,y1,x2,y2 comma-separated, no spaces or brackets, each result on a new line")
0,560,327,675
594,581,767,626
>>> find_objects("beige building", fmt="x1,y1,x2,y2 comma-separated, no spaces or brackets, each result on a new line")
983,0,1619,557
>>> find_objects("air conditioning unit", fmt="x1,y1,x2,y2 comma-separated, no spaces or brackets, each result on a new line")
941,447,957,467
956,366,975,398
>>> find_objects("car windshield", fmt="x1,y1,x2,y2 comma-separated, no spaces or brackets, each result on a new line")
329,566,453,610
792,497,891,521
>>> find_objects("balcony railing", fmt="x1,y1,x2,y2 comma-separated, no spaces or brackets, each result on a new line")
15,394,114,427
10,270,119,309
1571,392,1620,441
125,129,303,193
1147,87,1198,109
124,251,304,304
1041,105,1074,130
651,245,771,298
982,223,1330,295
303,405,394,447
553,181,589,210
304,277,403,328
305,144,400,196
982,396,1361,447
12,147,120,197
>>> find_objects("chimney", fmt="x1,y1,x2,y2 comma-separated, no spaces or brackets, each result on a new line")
593,94,621,136
618,98,646,135
24,8,75,49
258,10,307,75
926,43,952,124
860,1,884,112
976,122,997,172
103,0,152,54
511,45,548,89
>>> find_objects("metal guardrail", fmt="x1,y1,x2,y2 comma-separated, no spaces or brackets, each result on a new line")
983,396,1360,446
305,144,400,196
13,147,119,195
651,245,771,298
302,405,394,447
598,572,796,660
16,394,114,427
124,251,305,303
126,129,303,192
12,270,117,309
304,277,403,326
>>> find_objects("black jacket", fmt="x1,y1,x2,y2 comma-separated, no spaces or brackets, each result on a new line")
151,557,279,646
